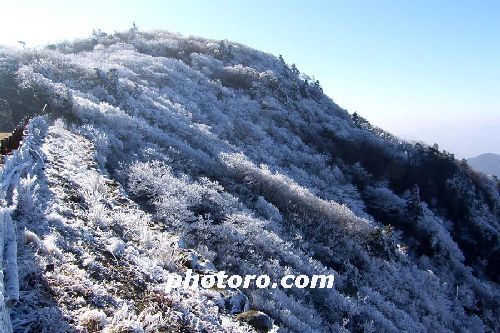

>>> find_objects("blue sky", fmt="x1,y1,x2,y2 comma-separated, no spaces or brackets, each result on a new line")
1,0,499,157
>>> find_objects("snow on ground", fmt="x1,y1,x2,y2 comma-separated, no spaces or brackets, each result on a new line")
4,118,259,332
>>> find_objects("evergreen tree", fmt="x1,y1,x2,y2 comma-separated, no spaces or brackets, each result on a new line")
278,54,286,65
314,79,322,92
129,22,138,39
406,184,423,222
300,78,310,98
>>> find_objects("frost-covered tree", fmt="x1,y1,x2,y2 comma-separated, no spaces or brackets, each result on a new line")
406,184,424,222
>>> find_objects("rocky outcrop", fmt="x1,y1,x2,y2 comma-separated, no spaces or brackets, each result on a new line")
181,250,216,272
236,310,273,332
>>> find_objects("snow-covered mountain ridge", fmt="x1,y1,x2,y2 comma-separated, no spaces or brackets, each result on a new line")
0,30,499,332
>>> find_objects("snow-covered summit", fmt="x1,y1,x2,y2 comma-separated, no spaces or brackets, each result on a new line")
0,30,499,332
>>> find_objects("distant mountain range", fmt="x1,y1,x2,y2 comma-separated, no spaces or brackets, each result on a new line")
468,153,500,177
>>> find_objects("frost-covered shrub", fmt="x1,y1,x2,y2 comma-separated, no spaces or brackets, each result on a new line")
106,238,126,258
12,174,41,220
79,308,108,332
255,195,282,223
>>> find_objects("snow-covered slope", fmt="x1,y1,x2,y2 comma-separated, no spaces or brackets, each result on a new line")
3,118,259,332
0,30,499,332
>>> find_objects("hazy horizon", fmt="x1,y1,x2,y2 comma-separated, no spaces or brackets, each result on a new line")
1,0,498,158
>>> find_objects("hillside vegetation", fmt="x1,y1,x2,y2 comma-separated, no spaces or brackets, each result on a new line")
0,29,499,332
